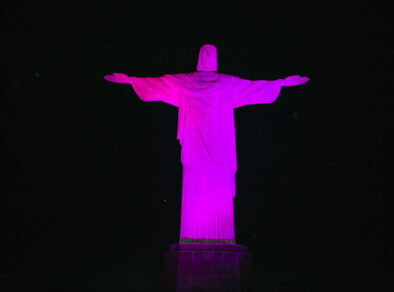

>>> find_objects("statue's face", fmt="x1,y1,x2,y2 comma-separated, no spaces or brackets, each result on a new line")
197,44,217,72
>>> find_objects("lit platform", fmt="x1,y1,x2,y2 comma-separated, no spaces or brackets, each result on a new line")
164,243,254,291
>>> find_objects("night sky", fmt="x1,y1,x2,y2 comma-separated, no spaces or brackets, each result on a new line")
2,1,391,291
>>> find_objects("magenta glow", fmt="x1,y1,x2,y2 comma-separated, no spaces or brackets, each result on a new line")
104,44,309,243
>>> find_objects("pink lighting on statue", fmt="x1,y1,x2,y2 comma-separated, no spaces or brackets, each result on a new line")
197,44,217,72
104,44,309,244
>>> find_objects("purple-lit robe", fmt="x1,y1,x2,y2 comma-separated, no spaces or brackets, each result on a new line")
129,45,283,243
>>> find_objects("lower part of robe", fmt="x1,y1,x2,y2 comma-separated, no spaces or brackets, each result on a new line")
179,165,236,244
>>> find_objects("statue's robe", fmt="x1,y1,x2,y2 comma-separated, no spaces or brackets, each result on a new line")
129,72,283,243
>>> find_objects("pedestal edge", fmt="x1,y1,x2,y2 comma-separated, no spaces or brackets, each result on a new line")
169,243,248,252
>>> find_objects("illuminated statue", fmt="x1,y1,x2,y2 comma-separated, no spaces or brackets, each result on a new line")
105,44,309,244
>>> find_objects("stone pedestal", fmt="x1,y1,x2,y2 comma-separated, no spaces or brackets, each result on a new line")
164,243,254,292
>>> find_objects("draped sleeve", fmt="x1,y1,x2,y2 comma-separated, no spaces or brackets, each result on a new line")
129,74,185,107
231,76,284,108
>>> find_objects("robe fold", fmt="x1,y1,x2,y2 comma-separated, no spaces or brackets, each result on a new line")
128,49,283,243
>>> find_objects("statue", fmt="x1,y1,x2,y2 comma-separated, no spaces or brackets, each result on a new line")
104,44,309,244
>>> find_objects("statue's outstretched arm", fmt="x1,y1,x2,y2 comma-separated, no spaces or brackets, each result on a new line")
232,74,309,108
104,73,131,84
105,72,183,107
232,77,283,108
282,75,309,87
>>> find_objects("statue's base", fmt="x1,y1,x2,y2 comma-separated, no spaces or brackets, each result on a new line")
164,243,254,292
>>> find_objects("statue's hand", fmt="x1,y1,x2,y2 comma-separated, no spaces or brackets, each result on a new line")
282,75,309,87
104,73,130,84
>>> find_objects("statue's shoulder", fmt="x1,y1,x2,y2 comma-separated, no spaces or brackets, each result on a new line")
167,72,190,79
217,73,240,84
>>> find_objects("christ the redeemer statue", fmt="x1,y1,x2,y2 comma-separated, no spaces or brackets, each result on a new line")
105,44,309,244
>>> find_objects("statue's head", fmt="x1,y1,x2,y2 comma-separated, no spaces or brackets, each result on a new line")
197,44,217,72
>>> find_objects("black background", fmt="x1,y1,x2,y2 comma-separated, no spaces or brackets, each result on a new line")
2,1,391,291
